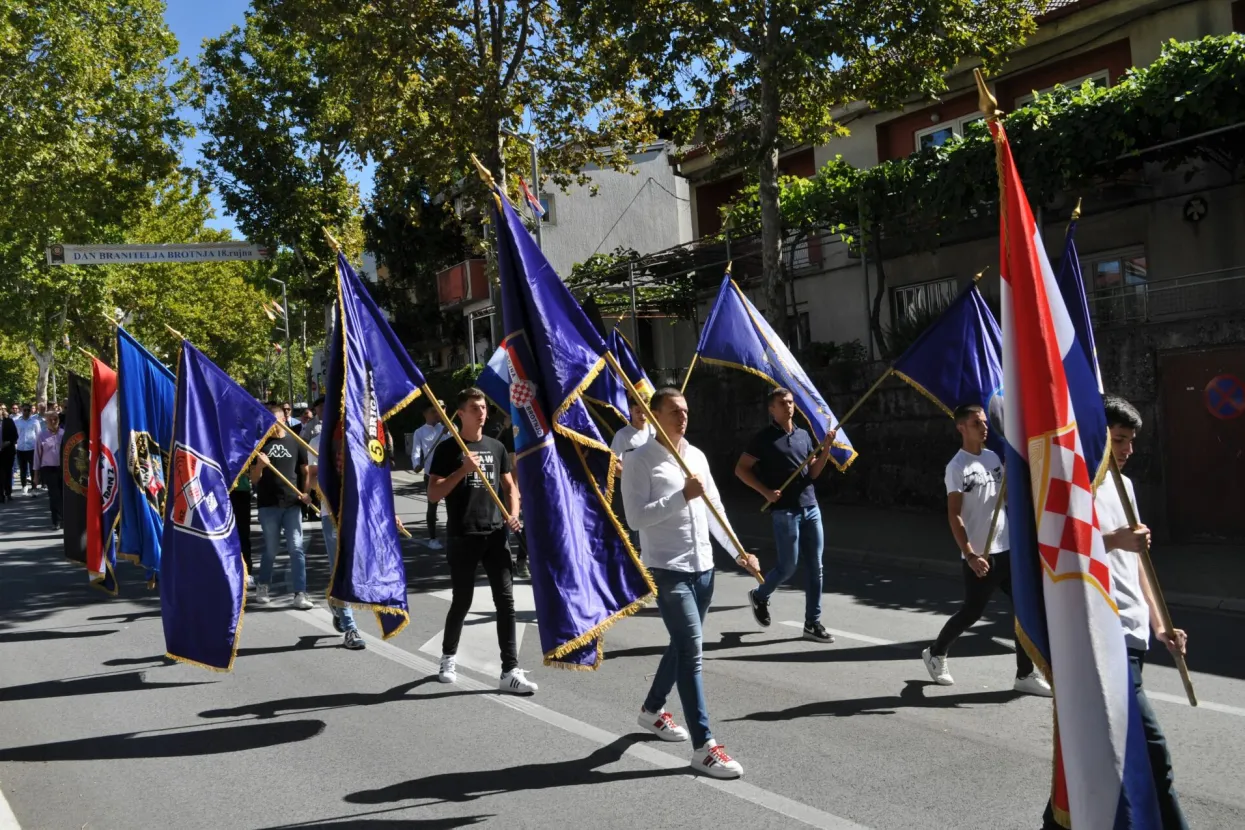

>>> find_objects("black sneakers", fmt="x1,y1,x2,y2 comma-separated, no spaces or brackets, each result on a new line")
749,589,771,627
803,622,835,643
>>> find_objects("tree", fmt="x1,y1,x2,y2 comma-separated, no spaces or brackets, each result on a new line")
567,0,1042,330
253,0,655,201
0,0,193,403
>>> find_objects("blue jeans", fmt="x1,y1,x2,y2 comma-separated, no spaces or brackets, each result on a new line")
755,504,824,623
258,506,306,593
320,508,356,631
643,567,714,749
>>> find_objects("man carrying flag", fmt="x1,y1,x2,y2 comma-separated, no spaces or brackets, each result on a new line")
161,341,279,671
977,70,1163,829
87,356,120,595
61,373,91,564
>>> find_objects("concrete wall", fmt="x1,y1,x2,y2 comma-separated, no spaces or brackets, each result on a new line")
538,144,693,279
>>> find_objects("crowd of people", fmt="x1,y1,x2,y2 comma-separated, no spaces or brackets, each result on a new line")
7,380,1187,816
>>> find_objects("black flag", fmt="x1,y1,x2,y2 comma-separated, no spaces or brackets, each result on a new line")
61,372,91,565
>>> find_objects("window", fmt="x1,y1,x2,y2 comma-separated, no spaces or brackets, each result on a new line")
1015,70,1109,107
1086,246,1147,324
539,193,555,224
892,277,958,324
914,114,986,152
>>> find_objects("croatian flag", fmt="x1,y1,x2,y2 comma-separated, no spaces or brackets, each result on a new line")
993,119,1160,829
519,178,545,218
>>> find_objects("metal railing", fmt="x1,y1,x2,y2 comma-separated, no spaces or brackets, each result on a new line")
1087,265,1245,326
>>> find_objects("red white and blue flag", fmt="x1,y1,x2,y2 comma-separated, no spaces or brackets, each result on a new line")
519,178,545,218
993,119,1161,829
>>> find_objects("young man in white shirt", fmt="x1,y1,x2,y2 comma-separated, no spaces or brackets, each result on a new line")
609,399,653,461
1098,395,1188,829
410,402,450,550
922,404,1051,697
622,387,759,779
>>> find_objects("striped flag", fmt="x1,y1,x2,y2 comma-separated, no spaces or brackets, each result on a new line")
519,178,545,217
992,117,1160,829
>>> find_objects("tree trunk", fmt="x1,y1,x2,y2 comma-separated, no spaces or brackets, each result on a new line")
27,341,54,408
757,72,784,331
869,231,889,357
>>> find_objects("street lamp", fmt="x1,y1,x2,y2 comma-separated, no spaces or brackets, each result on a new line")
267,276,295,405
500,127,542,251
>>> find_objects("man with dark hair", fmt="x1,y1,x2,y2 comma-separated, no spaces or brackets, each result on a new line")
427,387,535,694
250,401,314,609
735,387,837,642
922,403,1051,696
14,403,42,495
1097,394,1188,829
624,387,758,779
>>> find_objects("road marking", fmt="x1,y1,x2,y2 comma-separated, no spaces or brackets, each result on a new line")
0,785,21,830
779,622,1245,718
779,621,896,647
295,608,871,830
1148,691,1245,718
417,581,532,678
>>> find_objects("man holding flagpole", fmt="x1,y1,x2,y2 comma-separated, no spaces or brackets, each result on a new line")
736,387,836,643
624,387,751,779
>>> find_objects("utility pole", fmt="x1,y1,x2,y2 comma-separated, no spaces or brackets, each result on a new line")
269,276,294,404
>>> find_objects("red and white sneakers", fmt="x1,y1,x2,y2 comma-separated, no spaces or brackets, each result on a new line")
692,739,743,779
637,708,690,742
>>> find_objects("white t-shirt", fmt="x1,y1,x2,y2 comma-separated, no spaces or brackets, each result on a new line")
944,448,1007,558
610,423,652,460
1096,474,1150,651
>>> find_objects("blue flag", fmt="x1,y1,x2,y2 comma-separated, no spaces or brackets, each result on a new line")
890,284,1006,456
117,328,175,576
320,252,425,639
491,181,654,669
1056,217,1108,485
161,342,278,671
585,329,654,423
695,274,856,470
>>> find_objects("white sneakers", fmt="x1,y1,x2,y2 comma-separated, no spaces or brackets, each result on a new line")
499,668,538,695
292,592,314,610
1014,672,1053,697
438,655,457,684
426,539,444,551
246,575,256,590
254,584,271,604
638,708,689,742
922,647,954,686
692,740,743,779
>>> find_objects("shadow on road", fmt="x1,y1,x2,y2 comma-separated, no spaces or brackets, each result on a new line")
267,818,492,830
717,630,1016,665
198,677,491,720
605,630,796,661
0,719,326,762
0,670,209,703
727,679,1023,722
344,735,680,805
89,609,163,623
0,627,118,643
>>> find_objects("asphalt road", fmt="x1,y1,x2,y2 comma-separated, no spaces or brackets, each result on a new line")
2,477,1244,830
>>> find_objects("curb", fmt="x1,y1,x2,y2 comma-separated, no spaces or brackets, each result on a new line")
823,547,1243,615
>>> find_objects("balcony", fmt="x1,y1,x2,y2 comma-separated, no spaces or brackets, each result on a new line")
437,259,489,309
1087,266,1245,327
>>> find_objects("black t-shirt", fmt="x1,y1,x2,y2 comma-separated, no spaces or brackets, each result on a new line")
428,435,512,536
255,433,309,509
744,423,818,510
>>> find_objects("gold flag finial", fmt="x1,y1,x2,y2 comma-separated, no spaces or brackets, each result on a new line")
164,323,187,341
972,266,991,283
1071,197,1083,221
469,154,498,190
321,227,341,254
76,346,98,361
973,68,1002,121
724,261,733,275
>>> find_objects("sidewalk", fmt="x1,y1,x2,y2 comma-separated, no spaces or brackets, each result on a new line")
718,485,1245,615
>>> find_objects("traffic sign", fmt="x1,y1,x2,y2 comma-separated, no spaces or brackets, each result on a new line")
1204,374,1245,420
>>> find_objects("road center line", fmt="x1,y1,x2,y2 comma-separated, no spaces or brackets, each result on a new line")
778,621,1245,718
295,609,871,830
0,785,22,830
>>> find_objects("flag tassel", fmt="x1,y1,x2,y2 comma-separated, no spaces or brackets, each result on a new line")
1107,455,1197,705
604,351,763,583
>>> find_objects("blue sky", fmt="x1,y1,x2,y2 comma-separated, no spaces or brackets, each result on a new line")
164,1,372,238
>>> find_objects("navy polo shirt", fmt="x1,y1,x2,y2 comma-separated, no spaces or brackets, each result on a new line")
744,423,818,511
